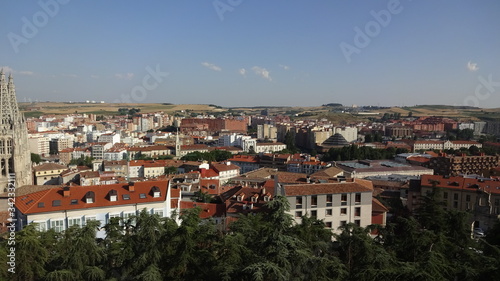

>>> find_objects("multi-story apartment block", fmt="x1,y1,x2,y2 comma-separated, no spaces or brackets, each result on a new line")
28,135,50,156
277,180,373,233
14,180,181,238
257,124,277,140
413,175,500,230
255,142,286,153
211,162,241,184
98,133,121,144
228,155,260,174
426,154,500,176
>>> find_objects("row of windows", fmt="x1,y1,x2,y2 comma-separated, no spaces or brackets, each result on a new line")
295,207,361,218
323,220,360,229
32,209,165,232
296,193,362,208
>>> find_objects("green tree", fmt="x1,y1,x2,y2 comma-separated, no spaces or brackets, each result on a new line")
31,153,42,164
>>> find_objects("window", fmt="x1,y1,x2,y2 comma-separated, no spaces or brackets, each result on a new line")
466,195,471,202
38,202,45,208
340,208,347,215
354,220,361,226
85,216,98,226
123,212,136,225
295,211,302,218
341,194,347,202
443,192,448,199
108,213,121,224
154,209,164,217
311,210,317,218
296,196,303,208
109,190,118,202
151,186,161,198
68,218,81,227
325,222,332,228
311,195,317,207
325,209,332,216
355,193,361,203
454,193,459,200
355,207,361,217
123,194,130,200
453,201,458,208
70,199,78,205
326,194,333,207
51,219,64,232
139,193,147,199
35,221,47,232
85,191,95,203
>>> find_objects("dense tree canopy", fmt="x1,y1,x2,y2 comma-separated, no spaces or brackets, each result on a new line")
2,194,500,280
181,150,233,162
322,145,409,162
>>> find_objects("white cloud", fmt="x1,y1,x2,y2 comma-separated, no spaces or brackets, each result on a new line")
252,66,272,81
279,64,290,70
467,61,479,72
201,62,222,71
19,71,34,75
114,73,134,80
0,66,35,76
239,68,246,76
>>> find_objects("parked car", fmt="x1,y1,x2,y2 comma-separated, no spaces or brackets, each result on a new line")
473,228,485,238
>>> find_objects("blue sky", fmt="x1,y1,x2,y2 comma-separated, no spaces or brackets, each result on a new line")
1,0,499,107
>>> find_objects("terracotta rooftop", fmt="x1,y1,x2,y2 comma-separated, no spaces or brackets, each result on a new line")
15,180,180,215
33,163,67,172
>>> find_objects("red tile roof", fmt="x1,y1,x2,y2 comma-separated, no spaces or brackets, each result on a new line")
421,175,500,194
180,201,226,219
16,180,180,215
211,162,240,172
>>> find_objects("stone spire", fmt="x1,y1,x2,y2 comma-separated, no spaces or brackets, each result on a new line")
0,72,32,190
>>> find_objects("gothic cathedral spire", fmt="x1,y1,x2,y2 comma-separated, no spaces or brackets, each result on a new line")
0,72,32,190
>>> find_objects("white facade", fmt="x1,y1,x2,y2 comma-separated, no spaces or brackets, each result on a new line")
280,182,373,234
334,126,358,143
255,143,287,153
28,135,50,155
98,133,121,144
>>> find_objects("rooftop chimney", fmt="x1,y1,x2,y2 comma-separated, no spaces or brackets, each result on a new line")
128,182,135,192
63,186,70,197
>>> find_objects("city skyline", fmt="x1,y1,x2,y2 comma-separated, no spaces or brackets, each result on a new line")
1,0,500,107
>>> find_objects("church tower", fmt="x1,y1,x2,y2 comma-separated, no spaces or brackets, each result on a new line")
0,70,32,190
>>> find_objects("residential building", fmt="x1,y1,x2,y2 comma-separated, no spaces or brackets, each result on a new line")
228,155,260,174
277,180,373,233
14,180,181,238
413,175,500,231
255,142,286,153
32,163,67,185
426,154,500,176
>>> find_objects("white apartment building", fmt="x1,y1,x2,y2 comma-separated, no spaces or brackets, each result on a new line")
334,126,358,143
15,180,181,239
278,180,373,234
255,142,287,153
28,135,50,156
98,133,121,144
